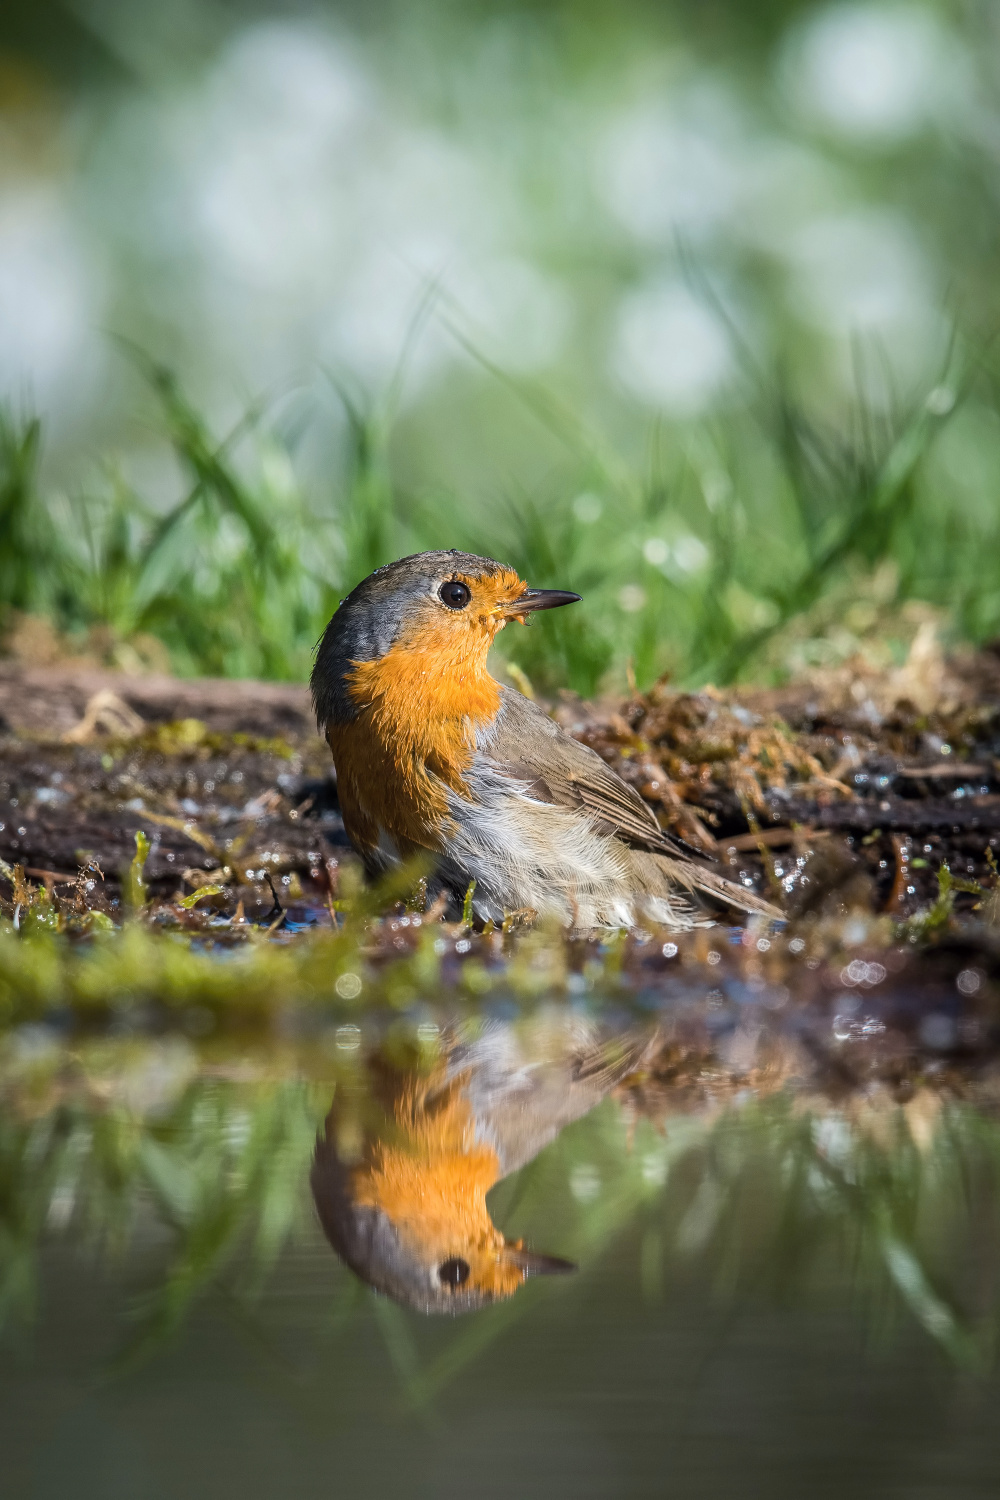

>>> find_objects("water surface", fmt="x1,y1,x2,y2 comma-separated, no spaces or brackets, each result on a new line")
2,1003,1000,1498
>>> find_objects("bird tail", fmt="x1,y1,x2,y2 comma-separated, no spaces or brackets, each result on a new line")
630,850,782,923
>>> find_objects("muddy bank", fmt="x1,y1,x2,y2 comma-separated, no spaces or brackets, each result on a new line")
4,652,1000,1102
0,664,339,914
0,661,315,740
3,652,1000,924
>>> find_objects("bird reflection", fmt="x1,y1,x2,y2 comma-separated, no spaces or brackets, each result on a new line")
311,1012,657,1314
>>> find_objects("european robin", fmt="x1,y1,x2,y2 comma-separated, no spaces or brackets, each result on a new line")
311,1012,657,1313
311,550,779,928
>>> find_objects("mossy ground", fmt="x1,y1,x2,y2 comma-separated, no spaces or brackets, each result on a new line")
1,650,1000,1086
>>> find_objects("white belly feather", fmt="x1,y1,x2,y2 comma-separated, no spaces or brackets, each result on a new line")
440,760,695,929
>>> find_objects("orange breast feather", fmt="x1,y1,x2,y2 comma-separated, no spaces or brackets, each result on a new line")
352,1074,522,1299
327,611,503,857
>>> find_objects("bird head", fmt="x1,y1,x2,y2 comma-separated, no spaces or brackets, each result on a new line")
311,550,580,730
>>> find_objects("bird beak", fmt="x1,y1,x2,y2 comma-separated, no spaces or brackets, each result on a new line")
502,588,582,621
504,1243,577,1278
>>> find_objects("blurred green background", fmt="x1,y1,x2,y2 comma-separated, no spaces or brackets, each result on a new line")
2,0,1000,692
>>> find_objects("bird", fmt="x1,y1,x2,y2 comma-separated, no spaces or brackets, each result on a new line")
311,1011,658,1313
310,549,779,930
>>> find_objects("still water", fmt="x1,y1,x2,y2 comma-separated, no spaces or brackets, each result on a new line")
2,1006,1000,1498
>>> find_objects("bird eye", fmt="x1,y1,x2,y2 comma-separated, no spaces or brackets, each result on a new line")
438,580,472,610
437,1257,471,1289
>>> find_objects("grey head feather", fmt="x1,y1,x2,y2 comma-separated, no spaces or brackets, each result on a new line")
310,549,514,729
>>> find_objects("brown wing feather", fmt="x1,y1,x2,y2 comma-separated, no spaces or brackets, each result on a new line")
485,689,781,921
569,1030,659,1088
488,690,704,860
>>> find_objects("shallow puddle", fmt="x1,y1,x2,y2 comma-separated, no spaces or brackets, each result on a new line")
3,995,1000,1498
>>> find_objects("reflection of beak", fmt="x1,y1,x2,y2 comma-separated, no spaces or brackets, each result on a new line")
504,1243,577,1278
502,588,582,621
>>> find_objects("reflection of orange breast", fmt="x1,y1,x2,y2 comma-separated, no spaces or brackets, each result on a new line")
351,1074,522,1299
329,625,502,857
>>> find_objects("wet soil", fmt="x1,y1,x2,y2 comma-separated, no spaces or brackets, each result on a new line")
565,647,1000,921
0,663,342,917
3,654,1000,924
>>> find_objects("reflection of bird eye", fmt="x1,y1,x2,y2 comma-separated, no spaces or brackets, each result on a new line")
437,1257,471,1289
439,580,472,609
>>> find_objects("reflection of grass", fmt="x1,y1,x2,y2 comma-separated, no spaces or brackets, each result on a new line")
0,346,989,694
0,1045,330,1362
389,1092,995,1398
1,1038,998,1384
120,1078,322,1368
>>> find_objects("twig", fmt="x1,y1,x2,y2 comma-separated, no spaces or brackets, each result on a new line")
263,872,285,929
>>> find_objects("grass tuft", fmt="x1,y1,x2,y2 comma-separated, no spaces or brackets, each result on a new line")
0,350,995,695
